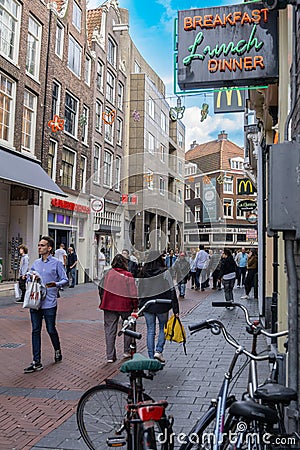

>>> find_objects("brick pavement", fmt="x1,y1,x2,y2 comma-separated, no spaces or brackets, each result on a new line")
0,282,267,450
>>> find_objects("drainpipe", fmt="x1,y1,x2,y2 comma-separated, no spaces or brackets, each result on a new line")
271,232,279,343
284,234,299,433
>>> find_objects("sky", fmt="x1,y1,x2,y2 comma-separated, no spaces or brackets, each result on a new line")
87,0,245,149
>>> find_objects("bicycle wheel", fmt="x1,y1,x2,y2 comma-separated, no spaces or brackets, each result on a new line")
178,397,236,450
77,383,172,450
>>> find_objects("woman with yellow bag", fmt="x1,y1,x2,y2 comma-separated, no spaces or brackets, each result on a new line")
138,251,179,363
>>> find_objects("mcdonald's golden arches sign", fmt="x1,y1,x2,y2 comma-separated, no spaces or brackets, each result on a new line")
214,87,245,114
237,178,256,195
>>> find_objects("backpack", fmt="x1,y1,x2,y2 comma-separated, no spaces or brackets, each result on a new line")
164,315,187,355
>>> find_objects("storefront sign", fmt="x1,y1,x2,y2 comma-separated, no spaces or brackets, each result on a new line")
121,194,138,205
177,4,278,89
214,87,245,113
246,229,258,240
237,199,257,211
237,178,256,195
51,198,90,214
247,213,258,224
203,177,217,223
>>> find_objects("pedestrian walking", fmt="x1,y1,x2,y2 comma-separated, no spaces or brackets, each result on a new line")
165,249,177,269
16,244,29,304
189,251,197,289
67,246,77,288
138,251,179,362
173,252,190,298
218,249,237,306
122,249,138,277
99,254,138,363
194,244,209,291
54,243,67,269
241,249,258,299
24,236,68,373
235,247,248,288
211,250,222,290
98,247,106,279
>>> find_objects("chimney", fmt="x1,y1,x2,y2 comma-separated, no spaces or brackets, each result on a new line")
190,140,198,149
217,130,228,141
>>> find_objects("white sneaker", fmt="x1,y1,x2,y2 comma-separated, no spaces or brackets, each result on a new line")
240,295,249,299
123,353,131,359
154,352,165,363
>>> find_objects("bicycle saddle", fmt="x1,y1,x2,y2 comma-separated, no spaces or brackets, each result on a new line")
229,400,278,425
120,353,163,373
254,383,297,405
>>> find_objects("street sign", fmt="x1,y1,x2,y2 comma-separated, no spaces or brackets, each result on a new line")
237,199,257,211
247,213,258,224
91,198,105,213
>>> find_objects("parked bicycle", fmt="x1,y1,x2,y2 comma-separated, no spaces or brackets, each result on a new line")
178,301,297,450
77,299,175,450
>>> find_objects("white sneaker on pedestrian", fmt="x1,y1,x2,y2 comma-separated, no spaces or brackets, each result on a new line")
241,295,249,299
123,353,131,359
154,352,165,363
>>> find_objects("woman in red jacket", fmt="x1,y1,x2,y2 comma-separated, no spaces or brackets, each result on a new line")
99,254,138,363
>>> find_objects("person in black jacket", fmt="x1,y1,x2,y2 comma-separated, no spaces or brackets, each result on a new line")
138,251,179,363
218,249,237,305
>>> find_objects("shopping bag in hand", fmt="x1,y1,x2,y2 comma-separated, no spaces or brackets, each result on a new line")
23,275,45,310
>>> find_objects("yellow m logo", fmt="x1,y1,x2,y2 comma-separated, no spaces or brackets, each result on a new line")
238,179,254,195
216,88,243,109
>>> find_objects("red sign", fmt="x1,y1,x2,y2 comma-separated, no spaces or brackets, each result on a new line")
121,194,138,205
51,198,90,214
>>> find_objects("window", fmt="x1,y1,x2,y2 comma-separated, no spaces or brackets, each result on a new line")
148,97,154,119
0,0,21,63
72,1,81,31
97,60,104,91
178,131,184,148
79,155,86,192
161,111,167,132
148,132,154,154
185,208,191,223
68,35,82,78
95,100,102,133
61,148,76,189
146,169,154,190
0,73,15,144
115,156,121,191
178,160,183,175
81,105,89,144
26,15,42,78
85,55,91,85
51,81,61,117
22,90,37,152
47,140,57,180
103,150,112,187
106,70,115,104
107,37,116,67
55,21,64,58
116,118,122,145
64,92,78,137
195,183,200,198
160,144,166,163
178,189,182,204
134,60,141,73
117,82,124,110
223,176,233,194
185,184,191,200
231,158,244,170
223,199,233,218
159,177,165,195
104,108,114,143
195,205,201,222
93,144,100,184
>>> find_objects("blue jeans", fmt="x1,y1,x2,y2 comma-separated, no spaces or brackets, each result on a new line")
144,311,168,359
178,281,186,296
222,278,235,302
68,267,76,287
30,307,60,363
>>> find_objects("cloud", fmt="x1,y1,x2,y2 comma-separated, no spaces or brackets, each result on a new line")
155,0,177,31
182,106,244,150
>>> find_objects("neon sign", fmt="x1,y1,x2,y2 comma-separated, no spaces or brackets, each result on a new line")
177,4,278,90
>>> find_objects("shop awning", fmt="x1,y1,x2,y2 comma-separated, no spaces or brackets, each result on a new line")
0,148,67,196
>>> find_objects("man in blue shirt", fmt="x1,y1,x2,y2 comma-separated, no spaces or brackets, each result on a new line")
235,247,248,288
24,236,68,373
194,245,209,291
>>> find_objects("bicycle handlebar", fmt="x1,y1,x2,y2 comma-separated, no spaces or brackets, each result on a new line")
123,329,142,340
211,302,288,339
